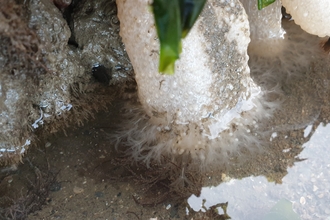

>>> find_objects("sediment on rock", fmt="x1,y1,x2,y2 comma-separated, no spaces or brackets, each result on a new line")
0,0,132,165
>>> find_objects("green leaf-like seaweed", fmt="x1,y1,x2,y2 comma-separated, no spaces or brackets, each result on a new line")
152,0,206,74
258,0,276,10
152,0,182,74
180,0,207,38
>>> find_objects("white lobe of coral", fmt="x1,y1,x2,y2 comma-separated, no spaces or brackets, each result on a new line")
282,0,330,37
117,0,213,124
241,0,286,56
117,0,252,124
116,0,276,167
241,0,284,40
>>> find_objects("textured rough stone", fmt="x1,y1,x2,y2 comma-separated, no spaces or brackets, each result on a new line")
0,0,47,164
0,0,129,165
73,0,132,85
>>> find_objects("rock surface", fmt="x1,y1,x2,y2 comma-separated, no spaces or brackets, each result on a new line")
0,0,131,165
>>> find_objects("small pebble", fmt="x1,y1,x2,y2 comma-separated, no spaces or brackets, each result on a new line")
50,181,62,192
95,191,104,198
4,176,13,184
300,196,306,205
73,186,84,194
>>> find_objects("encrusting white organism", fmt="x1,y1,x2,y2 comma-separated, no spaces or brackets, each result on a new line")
242,0,328,92
114,0,282,170
241,0,286,56
282,0,330,37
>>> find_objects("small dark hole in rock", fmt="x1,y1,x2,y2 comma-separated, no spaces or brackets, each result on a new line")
92,64,112,85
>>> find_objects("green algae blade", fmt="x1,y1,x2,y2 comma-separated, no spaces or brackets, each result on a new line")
152,0,182,75
258,0,276,10
152,0,206,74
180,0,207,38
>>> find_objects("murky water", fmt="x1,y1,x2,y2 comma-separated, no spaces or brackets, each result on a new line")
188,123,330,219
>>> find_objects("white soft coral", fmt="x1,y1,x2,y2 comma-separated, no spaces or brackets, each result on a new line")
282,0,330,37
